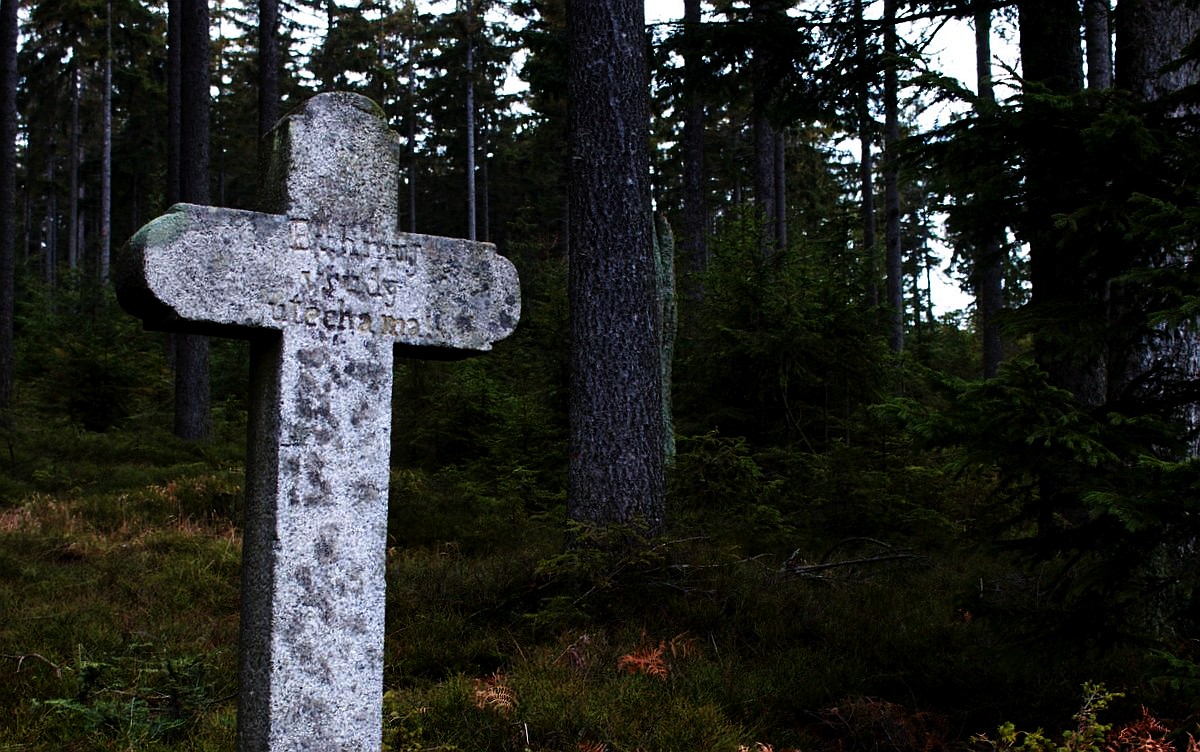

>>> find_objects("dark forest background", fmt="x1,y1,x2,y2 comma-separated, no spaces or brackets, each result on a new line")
5,0,1200,750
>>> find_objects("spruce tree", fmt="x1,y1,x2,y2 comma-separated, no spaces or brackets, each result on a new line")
567,0,665,533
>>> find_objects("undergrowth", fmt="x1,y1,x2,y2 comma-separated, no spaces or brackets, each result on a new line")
4,274,1200,749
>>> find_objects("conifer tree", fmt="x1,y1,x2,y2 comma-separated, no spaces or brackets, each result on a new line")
173,0,212,440
567,0,664,533
0,0,16,406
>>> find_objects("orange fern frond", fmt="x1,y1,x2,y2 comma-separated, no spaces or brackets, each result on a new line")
472,672,516,715
578,742,608,752
668,632,702,661
617,641,669,680
1105,708,1172,752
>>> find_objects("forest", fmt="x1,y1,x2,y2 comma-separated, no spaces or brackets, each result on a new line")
4,0,1200,750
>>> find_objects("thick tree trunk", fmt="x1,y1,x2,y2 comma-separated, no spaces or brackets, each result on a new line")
1114,0,1200,454
1116,0,1200,101
883,0,903,353
975,0,1005,378
174,0,212,440
1084,0,1113,89
567,0,665,532
681,0,707,293
0,0,16,405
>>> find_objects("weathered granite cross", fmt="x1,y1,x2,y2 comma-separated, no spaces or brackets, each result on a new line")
115,92,520,751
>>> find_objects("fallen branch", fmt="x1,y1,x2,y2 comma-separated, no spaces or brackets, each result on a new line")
3,652,62,678
783,552,921,577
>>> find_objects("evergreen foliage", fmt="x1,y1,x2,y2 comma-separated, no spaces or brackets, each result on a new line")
6,0,1200,749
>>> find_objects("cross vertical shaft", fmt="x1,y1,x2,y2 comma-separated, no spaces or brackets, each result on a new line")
239,329,394,750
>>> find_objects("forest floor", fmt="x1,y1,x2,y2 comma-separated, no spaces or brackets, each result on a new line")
0,392,1192,752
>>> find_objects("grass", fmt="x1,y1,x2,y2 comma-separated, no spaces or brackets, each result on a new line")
0,338,1186,751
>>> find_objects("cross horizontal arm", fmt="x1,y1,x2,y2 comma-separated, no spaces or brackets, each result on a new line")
117,203,521,354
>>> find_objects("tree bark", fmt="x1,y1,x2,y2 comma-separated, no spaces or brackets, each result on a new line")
1020,0,1099,404
854,0,878,305
100,0,112,284
1114,0,1200,454
258,0,281,140
43,150,57,288
167,0,181,206
975,0,1004,377
175,0,212,440
465,22,477,241
681,0,707,294
754,111,777,253
406,33,418,233
774,129,787,252
1115,0,1200,101
750,0,781,254
0,0,17,406
567,0,665,532
883,0,903,353
69,64,80,271
1084,0,1113,89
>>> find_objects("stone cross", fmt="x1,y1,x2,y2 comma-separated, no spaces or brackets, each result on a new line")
115,92,520,751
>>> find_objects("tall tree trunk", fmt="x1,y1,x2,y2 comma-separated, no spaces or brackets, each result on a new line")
465,25,477,241
975,0,1005,377
883,0,903,353
174,0,212,440
656,215,677,466
480,122,490,242
774,129,786,251
167,0,181,206
100,0,112,284
681,0,707,296
1114,0,1200,453
1084,0,1113,89
258,0,280,140
753,111,777,252
854,0,878,305
567,0,665,533
750,0,781,254
406,34,418,233
1020,0,1097,404
0,0,16,406
68,64,80,271
1116,0,1200,101
44,151,57,288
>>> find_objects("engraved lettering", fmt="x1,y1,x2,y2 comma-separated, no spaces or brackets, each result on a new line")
289,220,311,251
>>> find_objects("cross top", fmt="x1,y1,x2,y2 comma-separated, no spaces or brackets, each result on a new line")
119,91,519,354
116,92,520,751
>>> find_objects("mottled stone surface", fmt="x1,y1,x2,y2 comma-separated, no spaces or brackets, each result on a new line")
115,92,520,752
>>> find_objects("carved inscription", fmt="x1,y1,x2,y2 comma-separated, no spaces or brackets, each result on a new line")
271,220,426,338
